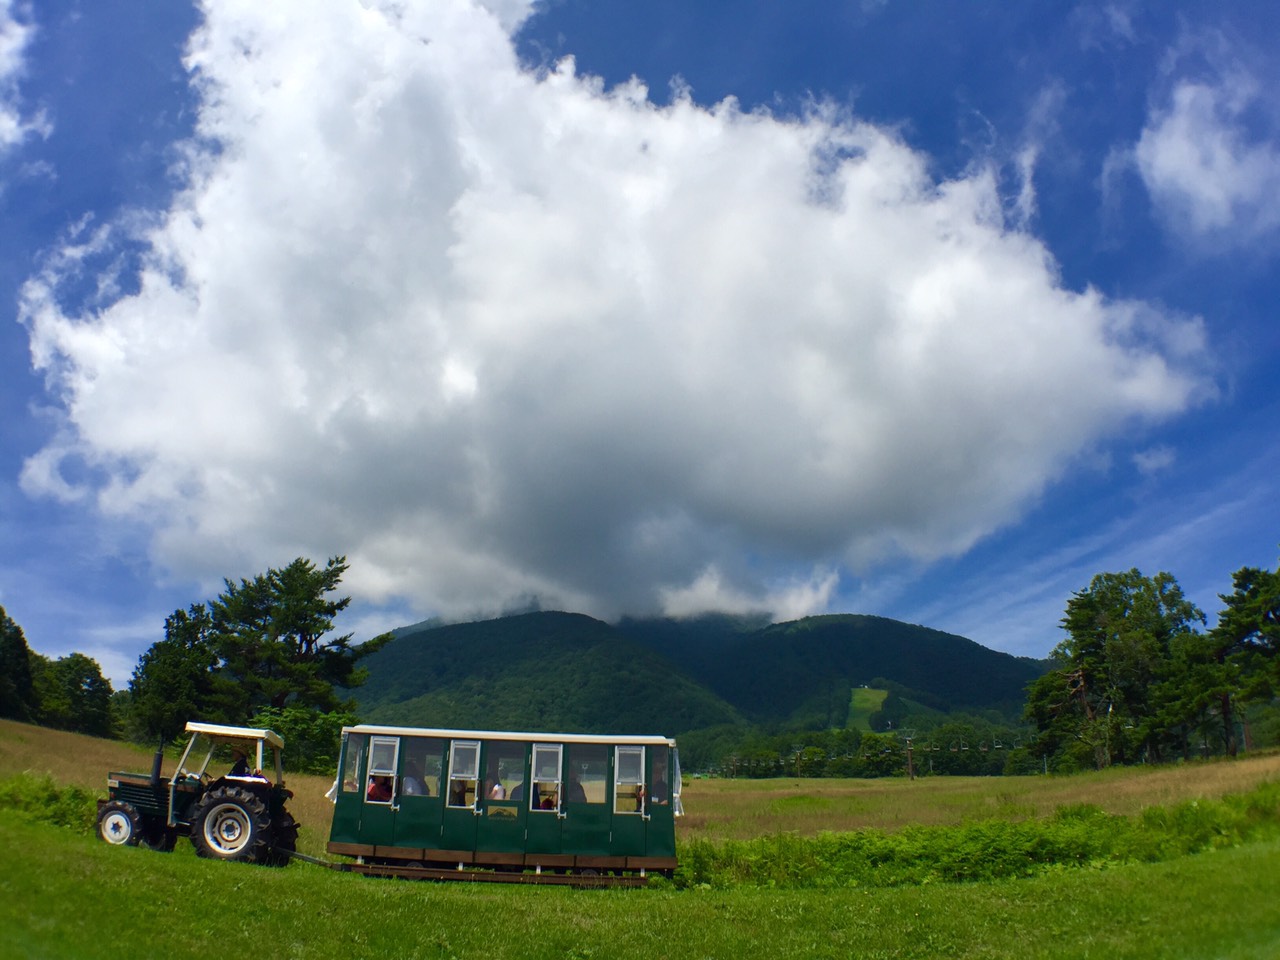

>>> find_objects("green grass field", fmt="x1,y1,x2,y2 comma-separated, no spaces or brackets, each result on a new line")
4,815,1279,959
5,720,1280,958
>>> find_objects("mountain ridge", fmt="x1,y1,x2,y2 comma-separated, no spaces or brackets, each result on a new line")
356,610,1049,735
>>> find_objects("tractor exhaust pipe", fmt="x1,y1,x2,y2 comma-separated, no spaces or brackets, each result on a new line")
150,739,165,786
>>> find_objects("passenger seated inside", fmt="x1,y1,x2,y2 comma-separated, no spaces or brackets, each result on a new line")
650,777,669,805
565,776,586,804
367,775,393,803
489,780,506,800
228,747,267,780
449,779,474,807
401,763,426,796
539,793,556,810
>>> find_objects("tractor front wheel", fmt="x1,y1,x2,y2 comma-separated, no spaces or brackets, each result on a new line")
97,800,143,846
190,785,271,862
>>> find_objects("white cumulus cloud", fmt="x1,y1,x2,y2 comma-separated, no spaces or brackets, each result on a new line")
21,0,1212,623
1135,56,1280,245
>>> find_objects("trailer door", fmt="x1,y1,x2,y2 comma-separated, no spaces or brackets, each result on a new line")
440,739,481,855
360,736,400,844
561,743,609,855
609,744,647,856
474,740,528,856
524,743,564,854
393,736,445,850
644,745,676,858
329,732,366,845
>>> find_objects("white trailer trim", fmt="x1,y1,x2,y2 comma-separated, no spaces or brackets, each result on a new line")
343,724,675,747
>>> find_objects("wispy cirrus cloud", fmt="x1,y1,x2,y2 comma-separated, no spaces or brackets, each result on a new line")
0,0,46,153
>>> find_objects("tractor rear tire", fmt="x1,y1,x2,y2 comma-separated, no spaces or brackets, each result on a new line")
190,785,272,863
97,800,143,846
266,808,299,866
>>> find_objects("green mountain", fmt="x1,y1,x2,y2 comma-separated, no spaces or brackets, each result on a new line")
356,610,1048,736
618,614,1046,725
356,611,743,733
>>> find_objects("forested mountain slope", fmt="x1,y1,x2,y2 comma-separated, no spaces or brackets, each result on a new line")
358,611,1048,734
620,614,1047,725
356,611,743,733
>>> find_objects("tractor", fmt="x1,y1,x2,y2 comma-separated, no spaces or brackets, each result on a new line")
97,721,298,864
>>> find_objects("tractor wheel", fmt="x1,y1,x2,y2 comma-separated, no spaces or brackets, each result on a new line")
97,800,143,846
190,785,271,862
265,808,299,866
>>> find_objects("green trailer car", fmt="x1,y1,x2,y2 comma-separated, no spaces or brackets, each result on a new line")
327,724,682,884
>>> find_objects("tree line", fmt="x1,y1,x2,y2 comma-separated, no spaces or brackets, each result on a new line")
1,605,114,737
1026,560,1279,772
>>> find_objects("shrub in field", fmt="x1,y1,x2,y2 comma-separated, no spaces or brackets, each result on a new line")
0,772,98,833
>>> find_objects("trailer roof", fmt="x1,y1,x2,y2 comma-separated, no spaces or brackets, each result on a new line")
343,724,676,747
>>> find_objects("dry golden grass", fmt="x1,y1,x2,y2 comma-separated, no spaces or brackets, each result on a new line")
678,751,1280,841
0,719,158,789
6,719,1278,854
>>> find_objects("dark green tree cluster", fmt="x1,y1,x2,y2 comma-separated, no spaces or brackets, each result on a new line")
1,605,39,721
127,556,391,758
683,711,1028,778
2,604,114,736
30,652,114,737
1027,561,1280,771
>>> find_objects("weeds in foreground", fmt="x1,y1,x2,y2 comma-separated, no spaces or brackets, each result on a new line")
0,772,99,833
670,780,1280,889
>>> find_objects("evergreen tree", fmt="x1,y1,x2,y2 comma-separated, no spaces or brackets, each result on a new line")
207,556,392,721
128,603,221,742
1028,569,1204,769
0,605,37,721
128,556,392,735
1212,562,1280,700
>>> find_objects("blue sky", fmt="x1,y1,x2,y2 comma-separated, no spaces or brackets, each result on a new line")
1,0,1277,687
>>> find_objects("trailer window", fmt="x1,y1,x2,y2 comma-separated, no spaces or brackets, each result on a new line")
485,741,525,802
614,745,645,814
568,744,607,804
365,736,399,805
650,748,671,808
447,740,480,808
341,734,367,793
401,736,444,797
530,744,562,812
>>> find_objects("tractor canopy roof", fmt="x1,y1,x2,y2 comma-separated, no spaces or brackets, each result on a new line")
184,721,284,750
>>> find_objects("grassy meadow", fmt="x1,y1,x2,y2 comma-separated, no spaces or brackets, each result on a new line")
4,719,1280,957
